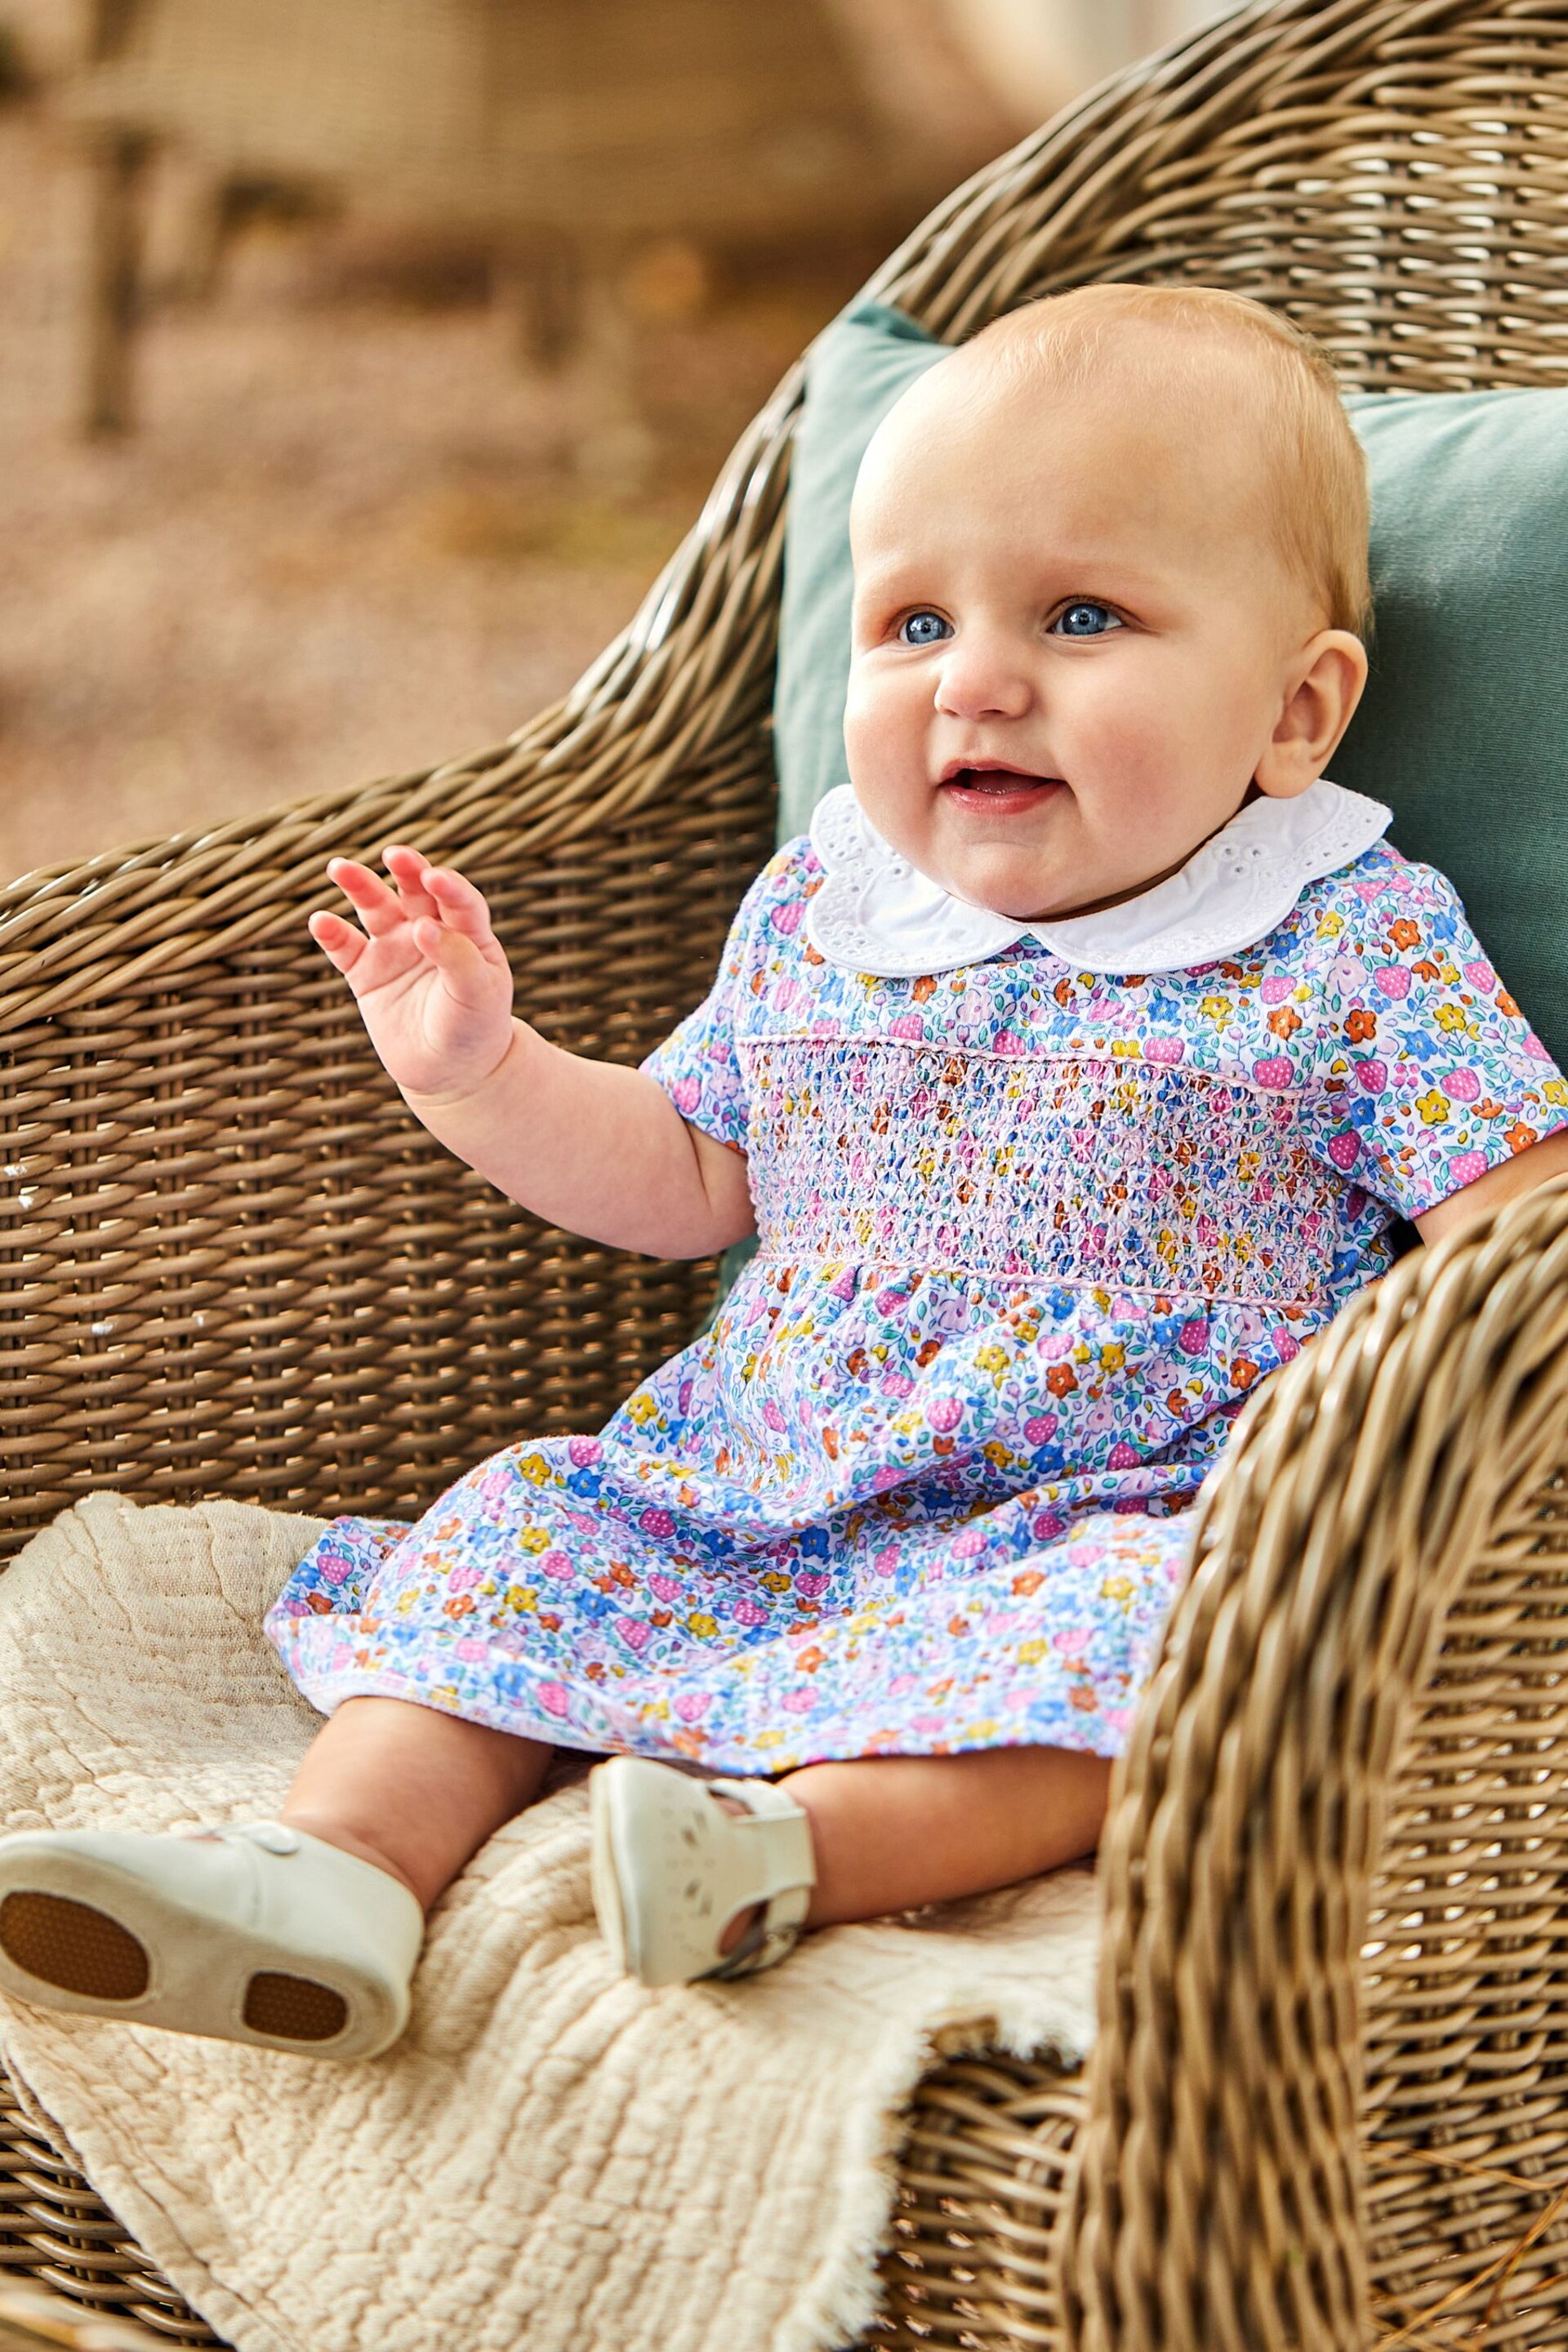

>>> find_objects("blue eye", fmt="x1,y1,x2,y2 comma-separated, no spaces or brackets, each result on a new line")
1052,602,1121,639
898,610,952,648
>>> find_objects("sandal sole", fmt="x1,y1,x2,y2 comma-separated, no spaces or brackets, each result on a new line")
0,1843,385,2055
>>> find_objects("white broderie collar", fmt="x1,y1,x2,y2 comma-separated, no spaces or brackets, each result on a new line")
804,778,1392,978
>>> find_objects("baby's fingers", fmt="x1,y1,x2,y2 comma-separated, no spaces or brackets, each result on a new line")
421,862,497,943
408,914,506,1007
308,907,367,974
327,856,421,939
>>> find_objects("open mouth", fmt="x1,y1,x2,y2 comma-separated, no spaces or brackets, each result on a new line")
939,765,1065,809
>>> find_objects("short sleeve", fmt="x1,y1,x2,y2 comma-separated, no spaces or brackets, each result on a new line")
1304,854,1568,1218
639,855,786,1152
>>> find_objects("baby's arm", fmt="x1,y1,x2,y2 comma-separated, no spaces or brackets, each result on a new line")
310,845,755,1260
1414,1127,1568,1247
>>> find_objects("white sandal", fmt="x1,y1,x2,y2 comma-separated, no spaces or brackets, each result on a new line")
0,1822,424,2060
590,1757,816,1988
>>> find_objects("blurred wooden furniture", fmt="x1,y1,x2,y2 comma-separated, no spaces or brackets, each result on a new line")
63,0,1006,434
6,2,1568,2345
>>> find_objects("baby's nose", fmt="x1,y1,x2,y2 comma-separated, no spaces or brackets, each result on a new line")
932,639,1032,722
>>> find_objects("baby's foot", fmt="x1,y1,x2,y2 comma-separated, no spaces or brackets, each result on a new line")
590,1759,815,1988
0,1822,423,2058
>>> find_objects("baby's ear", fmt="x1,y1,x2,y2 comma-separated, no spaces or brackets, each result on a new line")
1255,630,1368,796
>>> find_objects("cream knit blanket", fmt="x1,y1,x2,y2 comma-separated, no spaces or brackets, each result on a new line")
0,1494,1101,2352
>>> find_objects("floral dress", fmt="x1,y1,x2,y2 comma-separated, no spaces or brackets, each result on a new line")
266,813,1567,1771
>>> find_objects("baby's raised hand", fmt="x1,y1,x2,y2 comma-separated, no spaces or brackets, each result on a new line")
310,846,515,1101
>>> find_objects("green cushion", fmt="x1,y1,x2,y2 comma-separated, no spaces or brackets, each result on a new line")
773,297,1568,1065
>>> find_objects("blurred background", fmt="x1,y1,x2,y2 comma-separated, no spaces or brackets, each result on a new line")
0,0,1225,884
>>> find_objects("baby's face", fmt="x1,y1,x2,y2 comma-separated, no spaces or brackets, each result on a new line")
843,357,1350,924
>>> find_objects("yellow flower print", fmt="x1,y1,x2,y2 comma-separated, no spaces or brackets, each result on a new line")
760,1570,791,1592
687,1612,719,1637
975,1343,1009,1380
1415,1088,1450,1125
507,1587,539,1613
626,1394,661,1425
1433,1003,1473,1036
1101,1575,1135,1603
1099,1342,1126,1372
1315,909,1345,938
1015,1638,1049,1665
519,1527,550,1553
516,1453,552,1486
1200,995,1232,1025
1547,1079,1568,1108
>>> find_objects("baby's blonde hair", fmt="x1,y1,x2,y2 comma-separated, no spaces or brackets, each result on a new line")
956,283,1371,637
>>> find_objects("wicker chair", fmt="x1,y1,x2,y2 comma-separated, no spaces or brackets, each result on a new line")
5,2,1568,2345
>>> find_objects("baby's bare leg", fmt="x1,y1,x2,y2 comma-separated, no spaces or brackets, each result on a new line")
281,1697,552,1913
782,1745,1112,1930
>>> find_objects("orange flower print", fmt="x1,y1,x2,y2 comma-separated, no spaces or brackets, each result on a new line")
1507,1121,1538,1154
443,1594,475,1619
1045,1364,1079,1398
1389,919,1421,950
912,975,938,1002
1267,1006,1303,1039
795,1648,825,1673
1012,1569,1045,1597
1499,992,1520,1018
1345,1008,1377,1042
1231,1358,1258,1386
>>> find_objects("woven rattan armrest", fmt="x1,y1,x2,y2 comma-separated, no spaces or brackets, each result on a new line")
0,510,783,1552
1049,1178,1568,2352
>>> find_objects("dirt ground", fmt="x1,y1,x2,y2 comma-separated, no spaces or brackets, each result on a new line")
0,94,882,889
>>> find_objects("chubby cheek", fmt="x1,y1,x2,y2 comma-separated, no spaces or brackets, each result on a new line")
842,670,934,857
1064,684,1223,851
1062,687,1167,790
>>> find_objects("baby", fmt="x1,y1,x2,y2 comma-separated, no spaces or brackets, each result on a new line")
2,285,1566,2060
